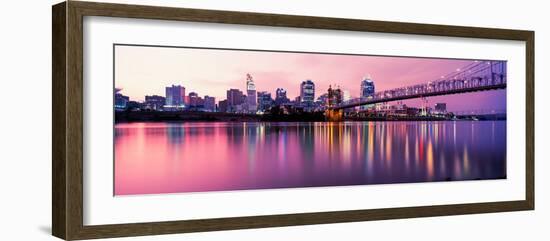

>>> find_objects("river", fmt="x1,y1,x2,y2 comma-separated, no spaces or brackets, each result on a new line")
114,121,506,195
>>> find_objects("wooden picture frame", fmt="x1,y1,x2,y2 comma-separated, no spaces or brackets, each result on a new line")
52,1,534,240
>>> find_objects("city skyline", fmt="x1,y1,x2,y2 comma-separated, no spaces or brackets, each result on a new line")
115,45,506,112
114,45,508,195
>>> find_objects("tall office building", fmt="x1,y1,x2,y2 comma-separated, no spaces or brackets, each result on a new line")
257,91,273,112
204,96,216,112
226,88,244,113
300,80,315,111
218,100,228,113
300,80,315,104
360,75,375,110
187,92,201,107
275,88,289,105
165,85,186,110
246,73,257,113
360,75,375,98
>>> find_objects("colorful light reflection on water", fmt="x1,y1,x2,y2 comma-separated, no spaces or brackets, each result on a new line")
114,121,506,195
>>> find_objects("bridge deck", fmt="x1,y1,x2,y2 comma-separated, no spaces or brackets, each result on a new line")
334,83,506,109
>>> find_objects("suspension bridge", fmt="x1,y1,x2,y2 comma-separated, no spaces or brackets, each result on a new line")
333,60,506,110
326,60,507,121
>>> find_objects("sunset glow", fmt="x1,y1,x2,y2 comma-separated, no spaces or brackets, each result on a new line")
114,45,506,112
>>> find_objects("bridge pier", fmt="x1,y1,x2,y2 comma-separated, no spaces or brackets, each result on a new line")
325,109,344,121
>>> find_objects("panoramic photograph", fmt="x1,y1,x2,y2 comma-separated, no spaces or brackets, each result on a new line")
113,44,507,196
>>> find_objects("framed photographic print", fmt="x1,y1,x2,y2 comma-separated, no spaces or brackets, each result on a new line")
52,1,534,240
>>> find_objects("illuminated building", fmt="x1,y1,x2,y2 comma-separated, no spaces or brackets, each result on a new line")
246,73,257,113
165,85,186,110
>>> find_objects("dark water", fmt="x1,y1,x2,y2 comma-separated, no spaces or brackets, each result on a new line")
114,121,506,195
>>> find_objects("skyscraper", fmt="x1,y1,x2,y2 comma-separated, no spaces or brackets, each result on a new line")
204,96,216,112
275,88,289,105
300,80,315,104
360,75,375,110
226,88,244,113
165,85,185,110
300,80,315,111
360,75,375,98
257,91,273,112
188,92,200,107
246,73,257,113
218,100,228,113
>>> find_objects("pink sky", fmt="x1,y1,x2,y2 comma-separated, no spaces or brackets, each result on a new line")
115,45,506,112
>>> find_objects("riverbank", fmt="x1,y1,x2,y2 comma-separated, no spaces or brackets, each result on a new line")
115,110,505,123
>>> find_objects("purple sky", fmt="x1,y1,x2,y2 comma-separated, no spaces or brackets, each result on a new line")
115,45,506,112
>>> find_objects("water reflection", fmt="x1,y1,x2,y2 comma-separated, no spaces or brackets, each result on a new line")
114,121,506,195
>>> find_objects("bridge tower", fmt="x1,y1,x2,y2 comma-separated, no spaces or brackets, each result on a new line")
325,85,344,121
